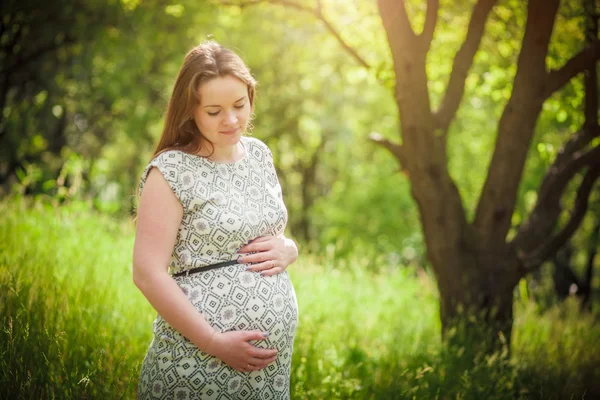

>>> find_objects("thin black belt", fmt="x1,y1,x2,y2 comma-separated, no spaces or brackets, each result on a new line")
172,259,239,278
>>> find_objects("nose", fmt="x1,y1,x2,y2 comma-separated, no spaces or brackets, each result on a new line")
223,110,238,126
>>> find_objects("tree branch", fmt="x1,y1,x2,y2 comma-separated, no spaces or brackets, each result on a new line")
433,0,498,134
316,12,370,69
1,35,77,76
369,132,407,170
376,0,425,105
584,0,599,127
513,142,600,257
538,126,600,197
473,0,560,246
420,0,439,51
545,40,600,99
520,164,600,272
513,0,600,256
377,0,416,41
220,0,371,69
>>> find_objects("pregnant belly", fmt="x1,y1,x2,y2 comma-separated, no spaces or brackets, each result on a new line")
174,265,298,352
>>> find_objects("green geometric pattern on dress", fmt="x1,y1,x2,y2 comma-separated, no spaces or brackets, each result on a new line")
137,137,298,399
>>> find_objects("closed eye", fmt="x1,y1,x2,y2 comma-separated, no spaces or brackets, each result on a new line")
207,103,245,117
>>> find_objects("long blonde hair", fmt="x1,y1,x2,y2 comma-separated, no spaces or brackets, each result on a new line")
154,41,257,158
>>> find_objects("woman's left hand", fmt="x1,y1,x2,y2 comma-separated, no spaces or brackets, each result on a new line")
237,235,298,276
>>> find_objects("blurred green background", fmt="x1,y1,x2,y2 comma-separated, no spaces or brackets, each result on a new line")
1,0,599,398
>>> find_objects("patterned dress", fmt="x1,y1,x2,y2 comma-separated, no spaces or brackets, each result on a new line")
137,136,298,400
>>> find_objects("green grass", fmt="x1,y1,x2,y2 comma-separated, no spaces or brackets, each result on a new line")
1,198,599,399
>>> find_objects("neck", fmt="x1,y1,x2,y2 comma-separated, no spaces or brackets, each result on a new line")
199,140,244,163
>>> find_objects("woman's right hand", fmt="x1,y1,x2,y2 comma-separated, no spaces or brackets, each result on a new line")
205,331,278,372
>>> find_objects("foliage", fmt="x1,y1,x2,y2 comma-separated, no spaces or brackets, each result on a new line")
2,1,599,398
1,199,599,399
2,0,597,271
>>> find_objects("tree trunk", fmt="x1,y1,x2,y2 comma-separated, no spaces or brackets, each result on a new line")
373,0,599,353
298,141,324,243
424,210,519,349
234,0,600,356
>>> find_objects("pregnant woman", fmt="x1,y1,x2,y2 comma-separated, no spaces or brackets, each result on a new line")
133,41,299,399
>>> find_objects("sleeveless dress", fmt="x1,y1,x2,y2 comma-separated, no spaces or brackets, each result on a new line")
137,136,298,400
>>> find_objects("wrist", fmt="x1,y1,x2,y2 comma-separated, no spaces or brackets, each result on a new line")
284,237,298,263
201,330,219,356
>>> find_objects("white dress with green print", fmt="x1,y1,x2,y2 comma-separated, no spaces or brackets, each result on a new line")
137,136,298,400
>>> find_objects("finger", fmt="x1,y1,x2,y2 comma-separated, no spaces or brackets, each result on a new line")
259,267,282,277
245,258,278,271
246,363,263,372
248,357,278,371
245,260,278,272
249,347,278,359
239,240,273,253
239,364,252,373
251,236,272,243
238,251,273,265
243,330,271,341
249,355,277,367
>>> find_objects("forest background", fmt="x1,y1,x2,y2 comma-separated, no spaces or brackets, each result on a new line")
1,0,600,399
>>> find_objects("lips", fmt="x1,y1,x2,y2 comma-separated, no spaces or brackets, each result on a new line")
220,127,239,135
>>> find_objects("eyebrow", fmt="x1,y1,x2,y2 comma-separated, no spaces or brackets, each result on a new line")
203,96,246,108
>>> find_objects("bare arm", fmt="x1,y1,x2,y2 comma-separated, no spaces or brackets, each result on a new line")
133,168,277,371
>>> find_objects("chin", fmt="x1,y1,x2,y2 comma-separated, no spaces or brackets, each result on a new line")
218,133,242,145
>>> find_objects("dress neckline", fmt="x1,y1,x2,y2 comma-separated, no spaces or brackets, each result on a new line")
177,137,248,166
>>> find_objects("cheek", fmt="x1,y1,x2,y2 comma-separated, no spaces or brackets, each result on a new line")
240,107,251,122
195,115,216,133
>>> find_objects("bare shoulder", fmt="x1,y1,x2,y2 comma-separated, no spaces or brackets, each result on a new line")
139,149,188,207
139,167,182,215
133,166,183,276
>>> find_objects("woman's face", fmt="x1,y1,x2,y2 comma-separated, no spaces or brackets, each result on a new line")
193,75,251,149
